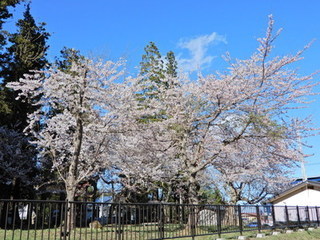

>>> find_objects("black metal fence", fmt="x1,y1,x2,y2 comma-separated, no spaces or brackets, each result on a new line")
0,199,319,240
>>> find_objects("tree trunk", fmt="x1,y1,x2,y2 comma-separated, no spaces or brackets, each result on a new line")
187,173,200,205
10,177,21,200
63,109,83,234
65,180,76,235
186,173,200,235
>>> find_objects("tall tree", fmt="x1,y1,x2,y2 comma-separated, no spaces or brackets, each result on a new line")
0,0,24,59
7,58,138,203
117,43,179,202
30,48,86,200
122,16,316,205
138,42,177,102
0,2,47,199
0,0,24,122
7,58,139,230
0,3,49,130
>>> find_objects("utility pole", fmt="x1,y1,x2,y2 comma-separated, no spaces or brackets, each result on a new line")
296,124,307,181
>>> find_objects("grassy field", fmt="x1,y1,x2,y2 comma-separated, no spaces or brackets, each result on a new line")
0,223,241,240
1,226,320,240
175,228,320,240
249,228,320,240
0,226,237,240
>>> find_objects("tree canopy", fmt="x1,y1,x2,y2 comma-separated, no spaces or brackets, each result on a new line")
4,16,318,205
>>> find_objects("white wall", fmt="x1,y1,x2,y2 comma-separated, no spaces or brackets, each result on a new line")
274,189,320,207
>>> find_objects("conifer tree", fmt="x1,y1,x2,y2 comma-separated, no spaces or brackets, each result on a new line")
0,3,49,130
0,0,24,123
0,3,48,199
165,51,178,78
140,42,164,83
0,1,24,60
139,42,178,99
56,47,84,73
124,43,179,202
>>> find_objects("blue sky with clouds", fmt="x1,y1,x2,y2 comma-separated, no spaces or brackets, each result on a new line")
6,0,320,178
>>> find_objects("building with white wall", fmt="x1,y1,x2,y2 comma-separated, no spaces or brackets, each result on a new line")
269,181,320,223
270,181,320,206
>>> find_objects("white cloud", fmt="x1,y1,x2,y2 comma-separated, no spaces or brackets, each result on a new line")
177,32,227,72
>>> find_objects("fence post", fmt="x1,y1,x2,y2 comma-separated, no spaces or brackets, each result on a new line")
158,203,165,239
296,206,301,228
63,200,69,240
191,205,196,240
284,205,289,229
68,201,74,239
316,207,320,226
238,205,243,235
3,202,9,240
271,205,276,230
256,205,261,232
306,206,310,227
117,202,122,240
217,205,222,238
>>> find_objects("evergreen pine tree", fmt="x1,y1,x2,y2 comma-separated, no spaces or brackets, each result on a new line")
0,1,23,59
139,42,178,101
55,47,84,73
139,42,164,103
165,51,178,78
140,42,164,83
0,2,44,199
0,3,49,130
0,0,24,121
136,43,179,201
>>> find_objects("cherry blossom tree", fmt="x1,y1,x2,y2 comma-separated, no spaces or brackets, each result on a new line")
122,16,316,204
7,58,137,203
212,137,295,204
111,119,179,202
7,16,317,209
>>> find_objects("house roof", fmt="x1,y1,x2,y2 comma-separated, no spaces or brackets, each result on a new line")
269,181,320,204
293,176,320,184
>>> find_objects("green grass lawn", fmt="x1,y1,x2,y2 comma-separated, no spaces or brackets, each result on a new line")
1,226,320,240
1,224,189,240
175,228,320,240
0,223,219,240
249,228,320,240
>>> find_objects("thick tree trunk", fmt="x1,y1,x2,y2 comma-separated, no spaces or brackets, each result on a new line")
165,184,172,203
226,182,240,205
62,108,83,234
186,173,200,235
187,173,200,205
224,184,240,226
65,179,76,235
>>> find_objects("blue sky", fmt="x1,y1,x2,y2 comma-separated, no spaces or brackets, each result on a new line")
6,0,320,178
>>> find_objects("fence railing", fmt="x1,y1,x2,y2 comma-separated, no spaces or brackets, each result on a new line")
0,199,319,240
